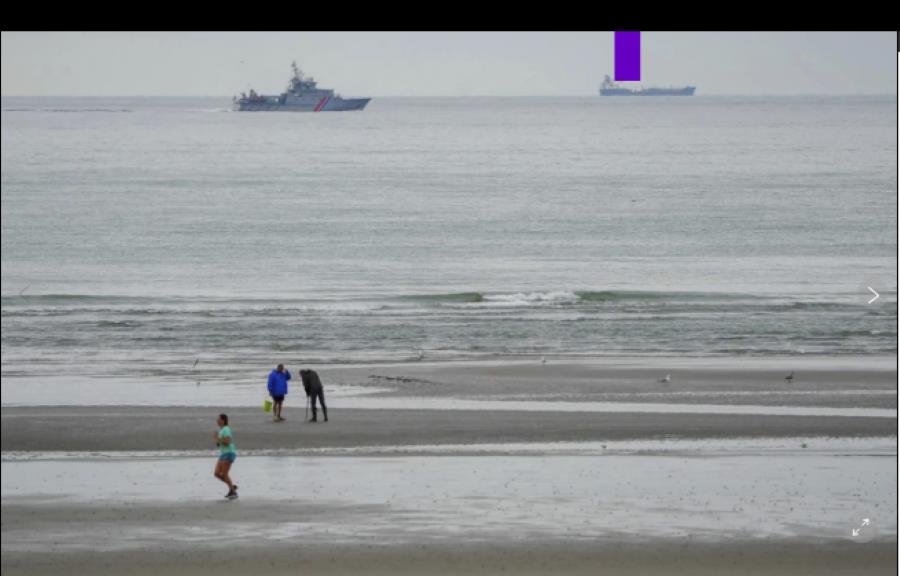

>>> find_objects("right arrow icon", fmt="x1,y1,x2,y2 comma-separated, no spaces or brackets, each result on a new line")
867,287,880,304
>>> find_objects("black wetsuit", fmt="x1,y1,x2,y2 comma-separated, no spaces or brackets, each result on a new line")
301,369,327,422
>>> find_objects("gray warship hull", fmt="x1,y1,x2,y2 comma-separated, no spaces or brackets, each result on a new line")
234,62,370,112
234,96,370,112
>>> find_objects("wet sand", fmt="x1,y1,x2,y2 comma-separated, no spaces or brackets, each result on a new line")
2,406,896,452
2,359,897,575
3,539,897,576
4,447,895,541
3,356,896,409
352,358,899,408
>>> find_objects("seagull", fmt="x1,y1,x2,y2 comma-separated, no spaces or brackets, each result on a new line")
541,356,547,365
784,372,794,383
659,374,671,384
192,358,200,368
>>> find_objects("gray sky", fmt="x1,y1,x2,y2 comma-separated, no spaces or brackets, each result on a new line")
1,32,896,97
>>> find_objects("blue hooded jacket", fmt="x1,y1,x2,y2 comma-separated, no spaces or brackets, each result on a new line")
267,369,291,397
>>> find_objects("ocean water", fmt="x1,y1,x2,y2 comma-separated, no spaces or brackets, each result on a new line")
1,96,896,379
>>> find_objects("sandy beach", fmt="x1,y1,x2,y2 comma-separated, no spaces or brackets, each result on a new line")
1,406,897,452
2,539,896,576
2,359,897,575
3,358,897,452
3,446,897,574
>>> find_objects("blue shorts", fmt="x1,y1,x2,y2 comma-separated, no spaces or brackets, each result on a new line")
218,452,236,463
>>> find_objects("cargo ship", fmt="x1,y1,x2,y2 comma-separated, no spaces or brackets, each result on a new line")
599,74,696,96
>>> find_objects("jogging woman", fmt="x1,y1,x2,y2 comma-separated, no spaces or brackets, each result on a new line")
213,413,238,500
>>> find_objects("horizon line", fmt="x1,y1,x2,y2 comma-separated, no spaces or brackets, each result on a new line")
2,93,897,98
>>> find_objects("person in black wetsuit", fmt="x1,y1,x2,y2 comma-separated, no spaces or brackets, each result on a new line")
300,368,328,423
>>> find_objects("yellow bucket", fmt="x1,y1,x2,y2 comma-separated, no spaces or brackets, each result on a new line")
263,398,273,413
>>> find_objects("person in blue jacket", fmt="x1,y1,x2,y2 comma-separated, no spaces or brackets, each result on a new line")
267,363,291,422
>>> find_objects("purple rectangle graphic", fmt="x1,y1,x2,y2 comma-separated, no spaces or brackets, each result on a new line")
614,31,640,81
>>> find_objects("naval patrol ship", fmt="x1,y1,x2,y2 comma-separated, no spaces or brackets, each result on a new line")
233,62,370,111
599,74,696,96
